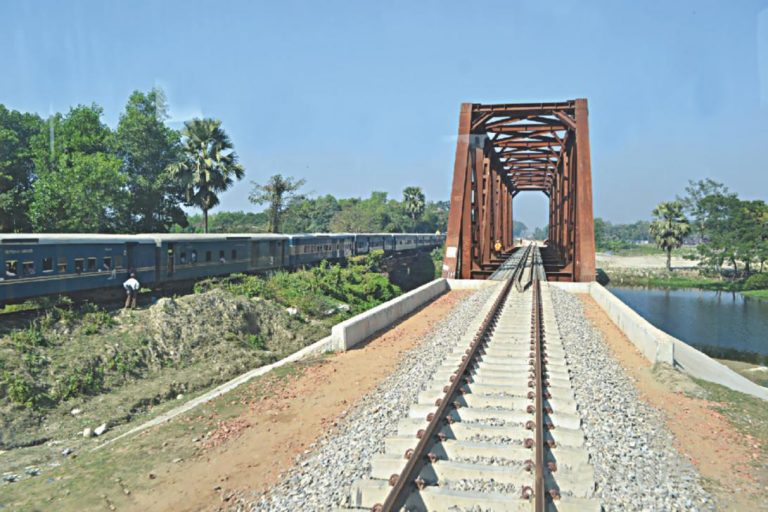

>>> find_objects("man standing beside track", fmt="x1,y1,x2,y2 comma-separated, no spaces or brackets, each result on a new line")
123,273,140,309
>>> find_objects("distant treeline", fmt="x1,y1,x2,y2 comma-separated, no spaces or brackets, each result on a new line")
594,219,652,249
176,192,450,234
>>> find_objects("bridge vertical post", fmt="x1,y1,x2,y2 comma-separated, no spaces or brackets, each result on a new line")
480,154,493,267
561,149,571,266
492,167,501,254
573,99,596,281
505,189,512,249
443,103,473,279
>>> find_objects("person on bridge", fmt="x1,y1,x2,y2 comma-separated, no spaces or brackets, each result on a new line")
123,273,140,309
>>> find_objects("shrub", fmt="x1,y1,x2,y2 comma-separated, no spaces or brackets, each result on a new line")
2,371,40,408
81,309,115,335
245,334,267,350
108,350,143,378
56,360,105,400
744,273,768,291
10,324,47,351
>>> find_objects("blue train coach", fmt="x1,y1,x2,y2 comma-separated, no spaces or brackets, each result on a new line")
0,234,156,304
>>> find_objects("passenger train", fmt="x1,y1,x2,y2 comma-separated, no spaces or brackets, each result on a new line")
0,233,444,304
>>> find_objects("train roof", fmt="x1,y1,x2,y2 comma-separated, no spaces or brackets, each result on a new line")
286,233,355,239
0,232,440,245
141,233,289,242
0,234,156,244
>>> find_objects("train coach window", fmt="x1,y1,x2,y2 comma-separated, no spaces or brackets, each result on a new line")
102,257,112,270
74,258,84,273
5,260,18,277
58,256,67,273
219,250,226,263
114,255,123,269
179,251,187,264
191,250,198,263
206,251,212,262
22,261,35,275
87,257,97,272
231,249,237,261
43,257,53,272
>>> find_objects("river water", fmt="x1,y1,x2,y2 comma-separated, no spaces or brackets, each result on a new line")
608,287,768,360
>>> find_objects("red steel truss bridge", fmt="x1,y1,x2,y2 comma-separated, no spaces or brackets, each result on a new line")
442,99,596,282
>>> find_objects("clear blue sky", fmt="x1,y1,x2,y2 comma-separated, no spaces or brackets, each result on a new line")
2,0,767,229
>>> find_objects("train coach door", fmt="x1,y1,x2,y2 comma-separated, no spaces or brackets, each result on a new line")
167,243,175,275
126,243,136,276
154,246,161,282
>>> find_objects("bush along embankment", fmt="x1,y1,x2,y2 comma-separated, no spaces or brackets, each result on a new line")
0,251,401,450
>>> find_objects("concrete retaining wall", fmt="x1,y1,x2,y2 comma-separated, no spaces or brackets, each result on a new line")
331,278,451,351
552,282,768,401
589,284,675,364
447,278,498,290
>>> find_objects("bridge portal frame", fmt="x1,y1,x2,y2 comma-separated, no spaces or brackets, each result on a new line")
442,99,595,282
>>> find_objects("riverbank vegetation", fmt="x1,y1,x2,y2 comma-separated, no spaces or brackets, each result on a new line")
600,179,768,300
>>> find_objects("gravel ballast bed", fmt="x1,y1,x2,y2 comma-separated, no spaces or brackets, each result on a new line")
550,286,713,511
243,286,498,511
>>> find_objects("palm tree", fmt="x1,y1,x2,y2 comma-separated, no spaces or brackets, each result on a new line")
403,186,425,224
249,174,306,233
167,118,244,233
649,200,691,272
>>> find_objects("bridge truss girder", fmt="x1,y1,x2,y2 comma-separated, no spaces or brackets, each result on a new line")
442,99,596,282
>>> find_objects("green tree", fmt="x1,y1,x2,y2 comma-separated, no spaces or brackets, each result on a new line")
418,200,449,233
677,178,733,240
29,152,126,232
0,105,44,232
402,186,425,224
330,192,398,233
282,194,340,233
28,105,127,232
116,89,186,232
649,201,691,272
593,218,607,249
167,118,244,233
532,225,548,240
174,211,269,233
248,174,306,233
513,221,527,238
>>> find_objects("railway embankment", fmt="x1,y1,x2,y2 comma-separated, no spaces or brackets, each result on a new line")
0,252,436,489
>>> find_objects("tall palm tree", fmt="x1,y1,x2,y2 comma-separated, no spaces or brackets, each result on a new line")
167,118,244,233
403,186,425,224
649,200,691,272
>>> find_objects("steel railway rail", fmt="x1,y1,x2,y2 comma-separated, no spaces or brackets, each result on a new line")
347,246,600,511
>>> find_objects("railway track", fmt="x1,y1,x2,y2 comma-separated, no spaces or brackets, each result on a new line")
346,245,600,511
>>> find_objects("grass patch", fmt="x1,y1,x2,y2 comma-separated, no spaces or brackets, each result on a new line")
742,289,768,301
607,272,738,291
598,244,698,258
716,359,768,387
693,379,768,464
0,359,318,512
